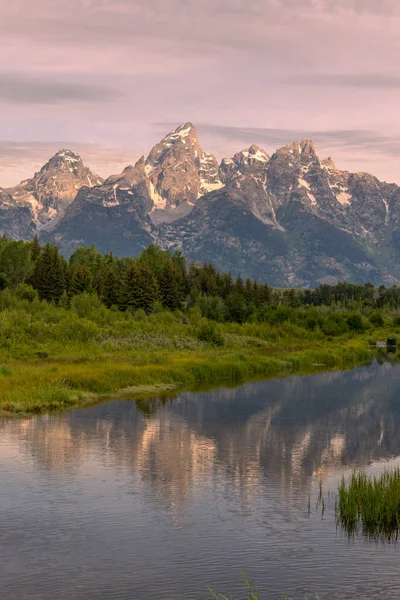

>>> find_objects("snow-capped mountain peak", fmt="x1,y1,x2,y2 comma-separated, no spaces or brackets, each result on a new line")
8,150,103,230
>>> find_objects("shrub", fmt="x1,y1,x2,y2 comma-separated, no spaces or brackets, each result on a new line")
196,321,225,347
347,313,365,332
198,296,225,322
133,308,147,321
15,283,38,302
71,292,101,319
369,311,384,327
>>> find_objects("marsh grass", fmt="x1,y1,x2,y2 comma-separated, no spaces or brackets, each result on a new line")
208,572,320,599
0,338,373,417
0,294,391,417
337,469,400,539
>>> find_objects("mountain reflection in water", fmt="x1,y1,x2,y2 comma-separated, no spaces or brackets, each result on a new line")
1,360,400,600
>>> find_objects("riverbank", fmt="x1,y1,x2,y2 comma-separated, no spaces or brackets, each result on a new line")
1,290,398,417
0,331,382,417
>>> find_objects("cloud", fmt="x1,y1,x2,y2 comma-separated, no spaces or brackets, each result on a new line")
284,73,400,89
0,72,123,104
155,122,400,152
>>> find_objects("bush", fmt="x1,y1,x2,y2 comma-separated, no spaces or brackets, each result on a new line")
133,308,147,321
369,311,384,327
347,313,365,332
198,296,225,322
71,292,101,319
15,283,38,302
196,321,225,347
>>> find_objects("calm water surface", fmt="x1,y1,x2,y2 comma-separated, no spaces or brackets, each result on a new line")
1,360,400,599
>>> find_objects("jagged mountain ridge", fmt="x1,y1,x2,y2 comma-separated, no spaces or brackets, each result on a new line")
6,149,103,231
2,123,400,287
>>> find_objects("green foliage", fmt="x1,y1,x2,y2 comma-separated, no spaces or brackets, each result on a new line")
208,572,321,600
198,295,225,322
196,321,225,347
68,264,93,297
121,263,159,313
369,310,385,327
338,469,400,539
0,240,32,288
225,292,248,324
15,283,38,302
159,260,185,311
133,308,147,321
347,313,365,332
71,292,102,319
33,243,66,303
30,234,41,262
99,267,120,308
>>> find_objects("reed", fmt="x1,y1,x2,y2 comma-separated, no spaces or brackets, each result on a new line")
208,573,320,599
337,469,400,539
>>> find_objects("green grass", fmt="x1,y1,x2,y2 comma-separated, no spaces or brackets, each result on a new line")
208,572,320,599
0,294,396,417
0,338,374,417
337,469,400,539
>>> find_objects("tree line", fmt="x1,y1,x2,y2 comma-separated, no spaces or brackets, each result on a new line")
1,235,400,323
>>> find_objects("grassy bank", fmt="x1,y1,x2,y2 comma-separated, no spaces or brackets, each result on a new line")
0,293,391,416
0,340,374,417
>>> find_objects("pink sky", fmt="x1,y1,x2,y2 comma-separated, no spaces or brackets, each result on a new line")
1,0,400,186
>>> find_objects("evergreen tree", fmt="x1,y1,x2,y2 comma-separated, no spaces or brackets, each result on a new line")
235,275,245,296
244,278,254,304
259,283,271,305
199,263,218,296
32,243,66,302
100,267,120,308
218,272,233,299
159,261,185,311
30,234,41,262
224,292,248,323
68,264,93,297
121,263,158,313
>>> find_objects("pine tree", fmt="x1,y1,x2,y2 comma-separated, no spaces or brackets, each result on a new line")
30,234,41,262
235,275,245,296
100,267,120,308
32,244,66,302
244,278,254,304
259,283,271,306
159,261,185,311
68,264,93,297
120,263,158,313
218,273,233,299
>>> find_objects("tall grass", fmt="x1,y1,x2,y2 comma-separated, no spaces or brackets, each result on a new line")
0,292,392,417
337,469,400,539
208,573,320,599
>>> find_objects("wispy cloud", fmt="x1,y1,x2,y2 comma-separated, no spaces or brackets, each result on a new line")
155,122,400,157
284,73,400,89
0,72,123,105
0,0,400,183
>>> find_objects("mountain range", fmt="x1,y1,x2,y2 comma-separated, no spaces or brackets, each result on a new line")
2,123,400,287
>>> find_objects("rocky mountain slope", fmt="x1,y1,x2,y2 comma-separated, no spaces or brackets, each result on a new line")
0,188,35,240
6,149,103,231
2,123,400,287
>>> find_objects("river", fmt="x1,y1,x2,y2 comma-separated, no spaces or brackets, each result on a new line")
1,359,400,599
